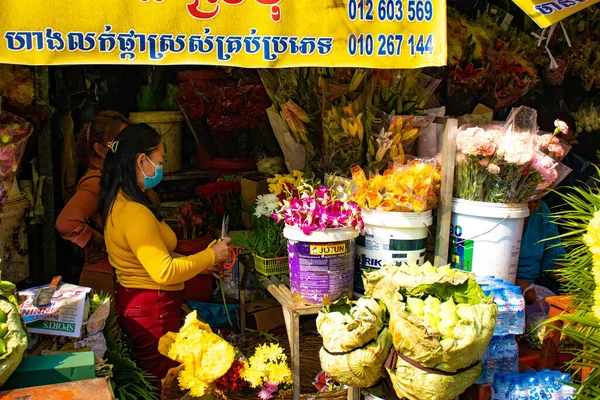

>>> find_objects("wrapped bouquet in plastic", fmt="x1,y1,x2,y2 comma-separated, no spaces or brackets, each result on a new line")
364,263,497,400
317,297,392,388
453,106,572,203
0,110,33,211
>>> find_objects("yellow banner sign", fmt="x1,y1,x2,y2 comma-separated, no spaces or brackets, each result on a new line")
512,0,600,28
0,0,446,68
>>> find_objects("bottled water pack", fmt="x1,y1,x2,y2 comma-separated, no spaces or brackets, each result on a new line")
477,275,525,336
477,335,519,384
492,370,576,400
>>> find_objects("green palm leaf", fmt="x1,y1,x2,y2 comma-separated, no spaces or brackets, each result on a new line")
542,173,600,398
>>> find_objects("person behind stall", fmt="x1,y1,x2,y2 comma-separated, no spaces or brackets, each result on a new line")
516,198,566,304
56,111,162,295
98,123,232,382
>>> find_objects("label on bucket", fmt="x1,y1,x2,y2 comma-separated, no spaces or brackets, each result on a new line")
288,239,354,304
354,233,426,295
450,236,474,272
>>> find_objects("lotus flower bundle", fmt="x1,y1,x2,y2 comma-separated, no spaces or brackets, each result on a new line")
363,262,497,400
352,159,440,213
273,183,363,234
317,297,393,388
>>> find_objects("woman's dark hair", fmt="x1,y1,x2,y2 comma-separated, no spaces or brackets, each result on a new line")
99,123,162,225
75,111,131,166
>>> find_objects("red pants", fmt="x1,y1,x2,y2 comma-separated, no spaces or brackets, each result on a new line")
115,285,182,382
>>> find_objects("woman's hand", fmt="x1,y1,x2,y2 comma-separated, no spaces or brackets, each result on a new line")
212,237,232,264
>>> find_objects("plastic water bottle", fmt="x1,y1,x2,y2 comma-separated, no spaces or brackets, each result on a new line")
541,374,557,400
559,373,575,400
508,378,529,400
507,336,519,373
492,288,510,335
509,286,525,334
527,377,541,399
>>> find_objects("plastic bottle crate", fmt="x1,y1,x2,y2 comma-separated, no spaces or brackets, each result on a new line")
254,255,289,276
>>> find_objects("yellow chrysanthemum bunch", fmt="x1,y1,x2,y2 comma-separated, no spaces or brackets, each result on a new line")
267,171,304,196
583,210,600,320
159,311,235,398
241,343,292,389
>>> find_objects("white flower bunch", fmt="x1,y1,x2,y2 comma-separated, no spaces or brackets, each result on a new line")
254,193,280,218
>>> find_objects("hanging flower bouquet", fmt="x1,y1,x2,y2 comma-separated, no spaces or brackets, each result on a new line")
0,111,33,211
320,70,371,177
454,107,571,204
352,158,441,213
365,70,439,173
273,181,363,235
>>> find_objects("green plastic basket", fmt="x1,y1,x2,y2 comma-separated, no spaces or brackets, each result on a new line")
254,255,289,277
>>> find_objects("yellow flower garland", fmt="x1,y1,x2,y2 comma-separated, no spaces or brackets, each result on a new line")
583,210,600,321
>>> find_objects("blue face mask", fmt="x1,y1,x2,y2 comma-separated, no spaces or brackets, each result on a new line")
142,155,163,190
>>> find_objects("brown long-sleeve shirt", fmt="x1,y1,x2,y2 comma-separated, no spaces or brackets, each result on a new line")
56,168,111,273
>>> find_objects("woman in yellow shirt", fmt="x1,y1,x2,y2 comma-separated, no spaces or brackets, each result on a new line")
98,123,231,382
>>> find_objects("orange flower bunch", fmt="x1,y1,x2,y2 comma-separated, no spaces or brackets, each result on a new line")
352,160,441,213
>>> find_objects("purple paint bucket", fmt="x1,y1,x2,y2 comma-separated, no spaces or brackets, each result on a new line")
283,226,359,304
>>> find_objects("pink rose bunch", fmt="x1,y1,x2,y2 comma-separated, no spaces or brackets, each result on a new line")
273,186,364,234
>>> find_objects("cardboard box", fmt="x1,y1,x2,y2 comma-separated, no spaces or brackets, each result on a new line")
3,352,96,390
241,172,271,230
18,283,91,338
244,299,285,332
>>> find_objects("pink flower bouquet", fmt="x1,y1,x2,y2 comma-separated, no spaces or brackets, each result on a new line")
273,184,364,235
0,111,33,211
454,107,571,203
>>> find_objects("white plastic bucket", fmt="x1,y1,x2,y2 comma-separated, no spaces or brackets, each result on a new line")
0,192,29,283
450,198,529,284
284,226,359,304
354,209,433,296
129,111,184,173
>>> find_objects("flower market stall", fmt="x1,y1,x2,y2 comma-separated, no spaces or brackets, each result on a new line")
1,0,600,400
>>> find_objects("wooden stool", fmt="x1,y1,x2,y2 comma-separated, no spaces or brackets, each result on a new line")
262,276,360,400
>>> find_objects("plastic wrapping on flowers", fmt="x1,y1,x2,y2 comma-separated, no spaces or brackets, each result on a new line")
321,71,371,177
363,263,497,400
351,158,441,213
0,111,33,212
453,106,572,203
317,297,392,388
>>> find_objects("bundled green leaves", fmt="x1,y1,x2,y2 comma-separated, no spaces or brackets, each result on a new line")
317,297,392,388
0,277,27,387
364,263,497,400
